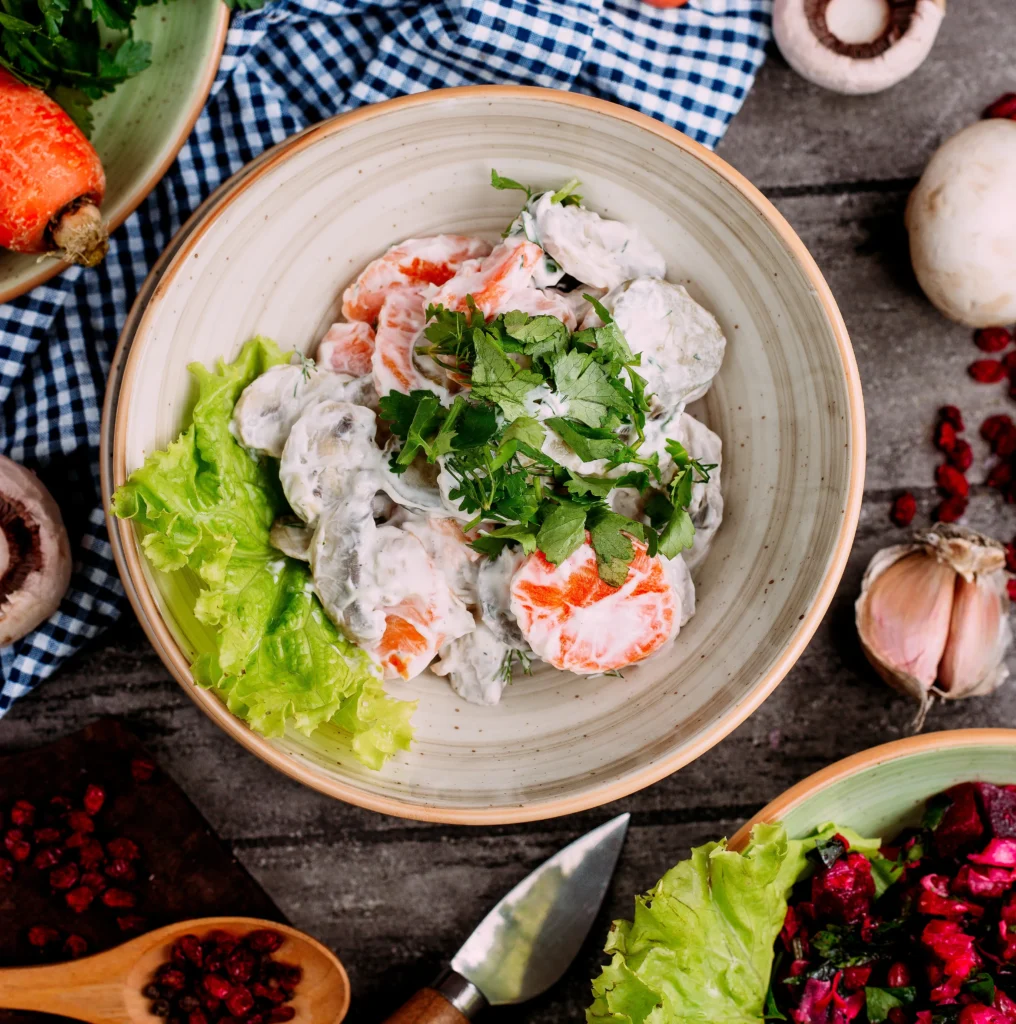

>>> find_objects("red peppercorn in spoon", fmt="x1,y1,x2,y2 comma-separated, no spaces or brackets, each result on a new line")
0,917,349,1024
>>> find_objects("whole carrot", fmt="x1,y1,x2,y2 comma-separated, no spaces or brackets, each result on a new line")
0,70,108,267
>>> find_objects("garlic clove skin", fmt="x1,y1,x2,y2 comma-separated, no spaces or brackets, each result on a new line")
937,572,1012,699
856,549,957,702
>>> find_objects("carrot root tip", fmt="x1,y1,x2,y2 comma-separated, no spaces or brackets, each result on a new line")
51,202,108,268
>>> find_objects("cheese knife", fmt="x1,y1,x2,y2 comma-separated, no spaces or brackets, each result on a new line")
382,813,630,1023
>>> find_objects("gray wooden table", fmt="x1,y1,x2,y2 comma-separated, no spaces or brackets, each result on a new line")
3,3,1015,1020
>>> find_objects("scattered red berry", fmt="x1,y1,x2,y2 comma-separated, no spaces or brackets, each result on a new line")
937,495,968,523
225,987,254,1018
947,439,973,471
1004,351,1016,373
996,427,1016,458
247,930,284,953
32,847,61,871
82,784,105,816
1006,544,1016,573
65,885,95,913
226,945,257,983
939,405,965,430
33,827,62,845
203,975,232,1000
64,934,89,959
106,837,140,861
27,925,60,947
66,810,95,835
987,462,1013,489
188,1012,209,1024
933,420,957,453
80,870,107,893
969,359,1006,383
49,795,72,813
1008,579,1016,601
4,829,31,862
10,800,35,827
936,464,970,498
101,887,136,909
158,967,188,991
890,492,916,527
0,857,13,883
50,862,79,890
173,934,204,967
77,838,105,867
981,414,1014,442
974,326,1012,352
105,858,135,882
131,757,156,783
984,92,1016,119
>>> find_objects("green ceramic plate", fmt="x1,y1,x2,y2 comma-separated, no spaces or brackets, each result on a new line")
733,730,1016,847
0,0,228,304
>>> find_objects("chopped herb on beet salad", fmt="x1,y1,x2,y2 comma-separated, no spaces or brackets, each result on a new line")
587,783,1016,1024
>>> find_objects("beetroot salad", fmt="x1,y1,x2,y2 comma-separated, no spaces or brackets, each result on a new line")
772,783,1016,1024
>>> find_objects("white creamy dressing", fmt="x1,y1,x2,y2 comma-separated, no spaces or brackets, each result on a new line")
231,196,727,705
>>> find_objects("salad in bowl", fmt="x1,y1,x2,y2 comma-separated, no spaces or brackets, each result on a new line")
112,172,726,768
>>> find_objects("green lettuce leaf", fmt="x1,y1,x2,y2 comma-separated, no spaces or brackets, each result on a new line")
111,337,414,768
587,823,795,1024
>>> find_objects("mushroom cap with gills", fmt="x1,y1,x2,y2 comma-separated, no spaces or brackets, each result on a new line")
0,456,72,646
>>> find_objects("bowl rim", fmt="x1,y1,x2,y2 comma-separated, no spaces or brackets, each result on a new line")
0,5,229,306
99,84,866,825
730,728,1016,850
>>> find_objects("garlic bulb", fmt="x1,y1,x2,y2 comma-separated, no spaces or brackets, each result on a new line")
855,524,1012,722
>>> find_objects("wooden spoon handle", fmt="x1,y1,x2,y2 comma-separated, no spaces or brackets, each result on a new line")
0,961,120,1023
382,988,471,1023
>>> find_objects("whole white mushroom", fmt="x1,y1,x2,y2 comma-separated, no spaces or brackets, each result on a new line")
906,119,1016,328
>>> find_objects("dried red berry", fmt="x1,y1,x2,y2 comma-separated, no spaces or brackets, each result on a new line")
80,870,107,893
10,801,35,827
82,784,105,816
208,929,238,952
1009,579,1016,601
4,830,31,862
33,827,62,845
1006,544,1016,574
938,495,969,523
131,757,156,783
225,986,254,1018
275,964,302,987
157,967,187,991
984,93,1016,119
970,359,1006,383
934,420,958,453
65,831,88,849
201,996,221,1014
226,945,257,983
66,811,95,835
173,934,204,968
939,405,965,429
0,858,14,883
982,414,1014,441
101,887,136,908
65,885,94,913
50,862,79,890
64,934,88,959
947,439,973,471
106,837,140,861
890,492,916,527
247,929,284,953
27,925,60,947
187,1013,209,1024
987,462,1013,489
32,847,61,871
117,914,146,933
996,428,1016,458
267,1008,296,1023
936,463,970,498
77,839,105,867
203,975,232,1000
49,795,72,813
1005,352,1016,373
105,858,135,882
975,326,1013,353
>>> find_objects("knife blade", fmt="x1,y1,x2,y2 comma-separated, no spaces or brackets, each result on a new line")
382,813,629,1023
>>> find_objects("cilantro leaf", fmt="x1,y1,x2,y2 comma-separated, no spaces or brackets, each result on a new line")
587,507,645,587
501,416,546,450
537,502,588,565
451,401,498,449
658,505,695,559
396,393,442,466
472,523,539,558
502,311,570,366
490,169,532,197
379,390,433,439
553,350,627,428
564,472,616,499
470,332,543,421
545,417,627,463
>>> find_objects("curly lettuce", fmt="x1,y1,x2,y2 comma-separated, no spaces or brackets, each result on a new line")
588,822,888,1024
111,337,414,769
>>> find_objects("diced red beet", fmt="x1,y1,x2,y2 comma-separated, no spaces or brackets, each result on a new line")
82,784,105,816
953,863,1014,898
842,964,872,990
936,784,986,856
977,783,1016,838
970,838,1016,867
63,934,88,959
959,1006,1010,1024
922,919,982,999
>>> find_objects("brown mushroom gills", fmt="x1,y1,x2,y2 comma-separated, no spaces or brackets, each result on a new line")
806,0,918,58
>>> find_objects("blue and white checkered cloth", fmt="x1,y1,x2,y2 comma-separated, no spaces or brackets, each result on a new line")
0,0,771,715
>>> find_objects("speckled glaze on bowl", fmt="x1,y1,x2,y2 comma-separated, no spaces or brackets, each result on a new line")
0,0,227,304
732,730,1016,849
100,87,864,824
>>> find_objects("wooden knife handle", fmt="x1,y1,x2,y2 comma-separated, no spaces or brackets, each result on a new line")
383,987,470,1023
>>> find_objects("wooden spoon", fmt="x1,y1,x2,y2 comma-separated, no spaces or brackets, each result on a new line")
0,916,350,1024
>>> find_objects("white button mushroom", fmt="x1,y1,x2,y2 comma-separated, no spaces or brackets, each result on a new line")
773,0,945,95
906,119,1016,328
0,456,71,646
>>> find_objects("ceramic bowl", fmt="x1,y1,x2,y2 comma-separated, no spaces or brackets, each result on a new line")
101,86,864,824
732,730,1016,848
0,0,227,304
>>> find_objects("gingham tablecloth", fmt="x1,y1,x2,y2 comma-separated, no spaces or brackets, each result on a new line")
0,0,772,715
